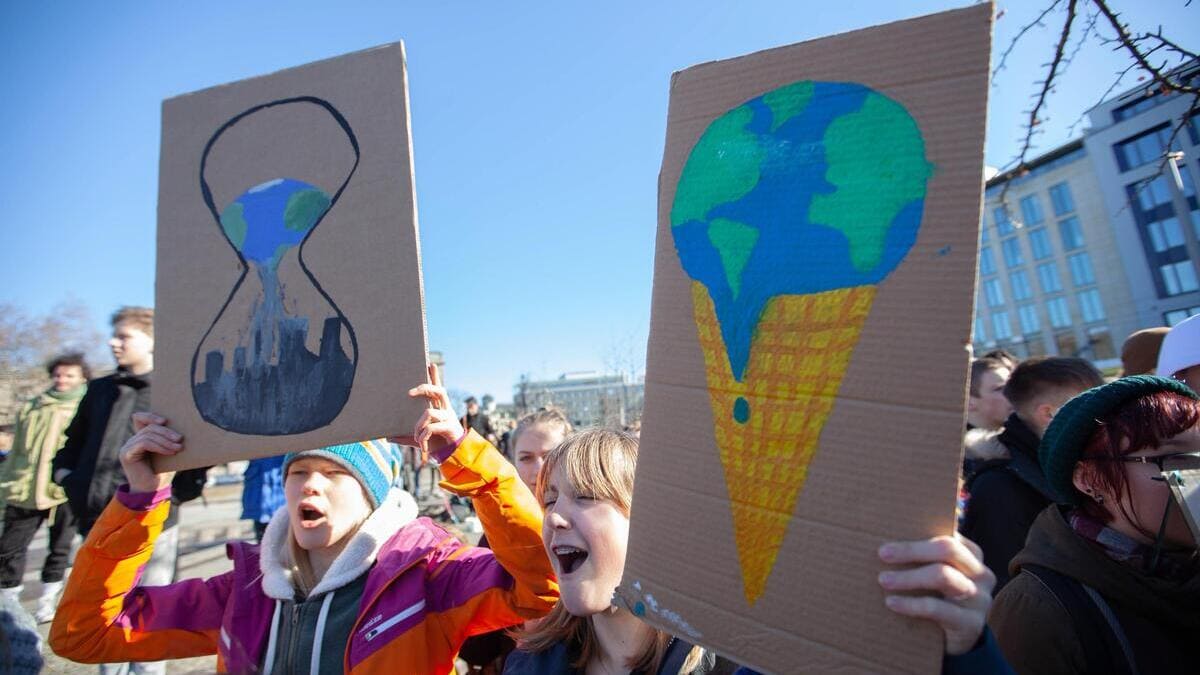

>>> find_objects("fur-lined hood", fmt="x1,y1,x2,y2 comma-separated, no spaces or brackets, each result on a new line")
258,487,419,600
963,427,1010,462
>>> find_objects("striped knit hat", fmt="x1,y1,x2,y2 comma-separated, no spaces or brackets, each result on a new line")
283,438,401,509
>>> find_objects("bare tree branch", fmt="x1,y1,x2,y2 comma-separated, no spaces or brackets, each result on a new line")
1093,0,1199,95
992,0,1064,85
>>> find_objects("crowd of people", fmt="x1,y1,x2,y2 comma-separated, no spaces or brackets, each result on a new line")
0,305,1196,674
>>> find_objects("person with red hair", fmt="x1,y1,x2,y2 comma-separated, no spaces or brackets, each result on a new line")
989,376,1200,674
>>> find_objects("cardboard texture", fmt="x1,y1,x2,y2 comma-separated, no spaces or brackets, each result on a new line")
616,5,992,673
154,43,429,470
1167,469,1200,542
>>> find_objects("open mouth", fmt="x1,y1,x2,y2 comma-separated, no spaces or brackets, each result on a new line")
298,504,326,528
553,545,589,574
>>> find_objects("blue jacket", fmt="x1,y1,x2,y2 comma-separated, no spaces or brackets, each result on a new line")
239,455,286,523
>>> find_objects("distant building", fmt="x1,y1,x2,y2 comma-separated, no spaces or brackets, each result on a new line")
1081,59,1200,328
513,371,644,428
977,140,1137,368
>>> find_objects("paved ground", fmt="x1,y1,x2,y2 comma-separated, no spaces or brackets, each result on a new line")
20,480,476,673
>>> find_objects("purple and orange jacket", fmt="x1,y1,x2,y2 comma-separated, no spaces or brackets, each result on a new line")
49,431,558,674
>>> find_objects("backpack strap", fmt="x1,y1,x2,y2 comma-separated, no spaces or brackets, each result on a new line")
1079,583,1140,674
1021,564,1137,675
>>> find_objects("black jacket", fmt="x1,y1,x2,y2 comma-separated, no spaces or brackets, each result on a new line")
51,370,177,532
961,413,1058,590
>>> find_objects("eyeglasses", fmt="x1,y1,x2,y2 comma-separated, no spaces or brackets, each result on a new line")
1088,451,1200,480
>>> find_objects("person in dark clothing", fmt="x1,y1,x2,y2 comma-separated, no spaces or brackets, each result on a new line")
52,307,160,536
49,306,173,675
961,357,1102,589
461,396,497,444
990,376,1200,674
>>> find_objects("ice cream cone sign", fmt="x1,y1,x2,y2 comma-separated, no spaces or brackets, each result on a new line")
671,81,932,605
619,4,991,673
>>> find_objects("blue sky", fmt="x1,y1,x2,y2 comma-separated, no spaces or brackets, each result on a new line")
2,1,1194,402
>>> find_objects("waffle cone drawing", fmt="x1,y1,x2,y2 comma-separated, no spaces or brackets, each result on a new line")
691,281,875,605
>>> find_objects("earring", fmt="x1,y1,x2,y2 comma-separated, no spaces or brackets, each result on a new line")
1093,493,1104,505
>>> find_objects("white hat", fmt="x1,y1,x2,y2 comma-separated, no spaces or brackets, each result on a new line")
1156,314,1200,379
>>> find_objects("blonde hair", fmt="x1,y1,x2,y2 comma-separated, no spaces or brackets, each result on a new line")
111,306,154,338
517,429,704,674
511,407,574,449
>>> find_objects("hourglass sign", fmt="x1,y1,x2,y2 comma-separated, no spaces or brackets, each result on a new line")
191,97,360,435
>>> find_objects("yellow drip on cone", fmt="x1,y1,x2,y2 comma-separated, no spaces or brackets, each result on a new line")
691,281,875,605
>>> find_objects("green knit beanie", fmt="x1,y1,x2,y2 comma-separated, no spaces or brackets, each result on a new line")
1039,375,1199,505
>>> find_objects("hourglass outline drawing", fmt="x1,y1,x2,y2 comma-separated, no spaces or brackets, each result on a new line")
191,96,360,435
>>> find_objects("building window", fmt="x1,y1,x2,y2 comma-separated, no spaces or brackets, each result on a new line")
1010,269,1034,301
1018,303,1041,334
1112,95,1160,123
1146,216,1185,253
1090,330,1117,361
1026,336,1047,358
1114,124,1177,172
1056,331,1078,356
1038,262,1063,293
1136,175,1174,212
1028,228,1053,260
1002,238,1025,268
974,317,987,343
1181,164,1198,196
1048,183,1075,216
979,247,996,276
1165,306,1200,326
1059,217,1086,251
1161,261,1200,295
1047,296,1072,328
1067,252,1096,286
1020,195,1045,226
984,278,1005,308
1077,289,1106,322
993,312,1012,340
994,206,1015,236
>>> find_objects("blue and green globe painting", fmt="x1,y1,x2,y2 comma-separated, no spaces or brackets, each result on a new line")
218,178,330,269
192,177,355,435
671,80,933,384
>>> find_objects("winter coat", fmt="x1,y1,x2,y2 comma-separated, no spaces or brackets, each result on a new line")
240,455,286,523
50,371,166,530
961,413,1056,589
990,506,1200,674
0,386,85,511
49,430,558,674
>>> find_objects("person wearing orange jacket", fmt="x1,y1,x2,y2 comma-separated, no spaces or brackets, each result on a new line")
50,368,557,673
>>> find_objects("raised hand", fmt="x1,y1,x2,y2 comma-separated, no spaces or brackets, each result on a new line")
408,363,466,460
119,412,183,493
877,534,995,655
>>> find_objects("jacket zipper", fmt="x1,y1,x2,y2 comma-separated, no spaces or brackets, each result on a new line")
284,603,301,674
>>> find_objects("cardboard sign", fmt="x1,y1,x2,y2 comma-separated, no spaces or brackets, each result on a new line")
616,5,992,672
154,44,429,470
1167,469,1200,542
